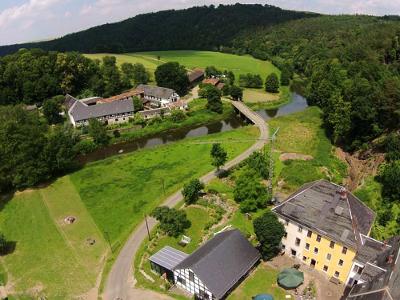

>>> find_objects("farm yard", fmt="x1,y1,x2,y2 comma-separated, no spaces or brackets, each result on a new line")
0,126,258,299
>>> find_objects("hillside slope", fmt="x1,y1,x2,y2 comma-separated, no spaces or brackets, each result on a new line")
0,4,316,56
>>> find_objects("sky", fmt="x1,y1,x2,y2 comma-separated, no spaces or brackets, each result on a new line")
0,0,400,46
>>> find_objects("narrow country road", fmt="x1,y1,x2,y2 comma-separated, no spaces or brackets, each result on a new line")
103,101,269,300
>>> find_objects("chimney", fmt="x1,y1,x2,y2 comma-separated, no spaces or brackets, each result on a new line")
339,187,347,200
382,240,388,250
387,254,394,264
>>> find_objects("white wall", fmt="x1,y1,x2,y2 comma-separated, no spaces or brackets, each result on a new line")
279,217,308,260
174,268,213,299
346,261,366,286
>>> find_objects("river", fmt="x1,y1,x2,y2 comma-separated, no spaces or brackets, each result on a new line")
79,92,308,163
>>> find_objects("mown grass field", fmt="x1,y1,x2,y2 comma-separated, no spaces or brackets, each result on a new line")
71,126,258,246
85,50,280,84
269,107,347,193
228,264,286,300
0,177,107,299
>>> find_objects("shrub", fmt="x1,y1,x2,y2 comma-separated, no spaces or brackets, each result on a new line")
170,109,187,123
182,179,204,205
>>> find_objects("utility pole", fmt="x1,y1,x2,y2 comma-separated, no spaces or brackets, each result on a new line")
268,128,280,195
160,179,166,196
144,214,151,241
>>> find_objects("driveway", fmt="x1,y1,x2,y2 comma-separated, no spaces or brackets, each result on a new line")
103,101,269,300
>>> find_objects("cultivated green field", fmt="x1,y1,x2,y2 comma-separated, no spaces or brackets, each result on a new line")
0,177,107,299
70,125,258,246
85,50,280,84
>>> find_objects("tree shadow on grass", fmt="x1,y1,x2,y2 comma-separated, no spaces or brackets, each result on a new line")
0,241,17,256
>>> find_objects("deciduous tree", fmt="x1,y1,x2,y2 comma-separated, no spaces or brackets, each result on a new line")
182,179,204,205
265,73,279,93
210,143,227,170
155,62,189,95
151,206,191,237
253,210,285,259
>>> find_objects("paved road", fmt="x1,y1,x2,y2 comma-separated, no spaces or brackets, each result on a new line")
103,101,269,300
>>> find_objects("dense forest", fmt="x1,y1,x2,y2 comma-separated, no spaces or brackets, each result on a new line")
232,16,400,150
0,4,315,56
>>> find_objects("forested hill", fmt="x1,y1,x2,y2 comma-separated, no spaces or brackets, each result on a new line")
0,4,316,56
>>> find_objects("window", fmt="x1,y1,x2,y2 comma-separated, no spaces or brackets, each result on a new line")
330,241,335,248
282,244,286,250
316,235,322,242
323,265,328,272
314,247,319,254
303,256,307,261
177,276,186,285
283,232,287,238
285,219,289,226
295,238,301,246
342,247,348,254
305,243,310,250
338,259,344,266
189,271,194,282
291,249,297,256
327,253,332,261
334,271,340,278
307,230,312,238
298,226,303,233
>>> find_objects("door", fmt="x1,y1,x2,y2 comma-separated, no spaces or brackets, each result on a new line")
310,259,316,268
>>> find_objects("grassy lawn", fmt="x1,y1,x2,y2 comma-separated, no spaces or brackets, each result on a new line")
85,51,280,85
0,177,107,299
269,107,347,193
228,264,286,300
244,86,292,111
71,126,259,247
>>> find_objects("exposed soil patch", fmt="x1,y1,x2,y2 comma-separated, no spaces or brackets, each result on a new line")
335,148,385,191
279,153,314,161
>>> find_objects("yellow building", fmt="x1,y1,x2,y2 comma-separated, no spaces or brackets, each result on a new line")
272,180,377,286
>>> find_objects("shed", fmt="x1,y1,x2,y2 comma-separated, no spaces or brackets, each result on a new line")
149,246,188,281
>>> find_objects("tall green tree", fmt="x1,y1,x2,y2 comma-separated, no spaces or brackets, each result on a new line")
280,68,291,86
230,85,243,101
253,210,285,259
210,143,227,170
265,73,279,93
101,56,124,97
131,63,149,86
88,118,109,146
182,179,204,205
379,161,400,202
206,86,223,114
155,62,189,95
151,206,191,237
43,96,63,124
234,167,269,212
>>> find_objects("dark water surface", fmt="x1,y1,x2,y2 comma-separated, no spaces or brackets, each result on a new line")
80,93,308,163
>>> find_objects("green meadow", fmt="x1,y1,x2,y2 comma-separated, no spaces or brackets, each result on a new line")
85,50,280,84
0,126,258,298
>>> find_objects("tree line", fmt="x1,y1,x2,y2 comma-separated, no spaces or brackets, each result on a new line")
0,49,149,106
0,4,316,56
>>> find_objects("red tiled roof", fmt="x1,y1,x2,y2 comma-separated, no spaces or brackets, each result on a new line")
202,78,220,86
